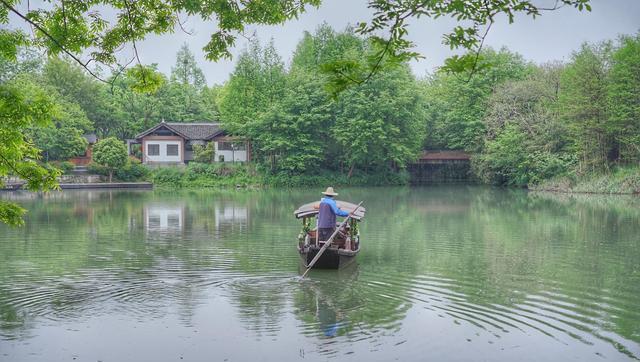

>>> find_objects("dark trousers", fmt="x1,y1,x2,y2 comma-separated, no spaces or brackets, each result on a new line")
318,228,335,242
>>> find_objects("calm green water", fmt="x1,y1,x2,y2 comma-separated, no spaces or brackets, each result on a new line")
0,186,639,361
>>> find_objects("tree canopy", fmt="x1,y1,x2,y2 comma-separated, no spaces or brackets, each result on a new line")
0,75,60,225
0,0,608,226
423,48,533,152
472,34,640,186
1,0,591,89
172,43,207,88
219,27,426,177
92,137,128,182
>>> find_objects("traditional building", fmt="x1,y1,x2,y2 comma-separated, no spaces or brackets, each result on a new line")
131,121,249,165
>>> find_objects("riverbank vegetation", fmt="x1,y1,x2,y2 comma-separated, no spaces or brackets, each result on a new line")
147,162,409,189
531,166,640,194
2,26,639,196
470,35,640,193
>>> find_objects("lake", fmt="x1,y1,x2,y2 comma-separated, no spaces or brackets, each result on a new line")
1,186,639,361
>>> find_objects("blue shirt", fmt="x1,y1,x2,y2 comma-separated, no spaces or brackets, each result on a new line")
320,197,349,217
318,197,349,229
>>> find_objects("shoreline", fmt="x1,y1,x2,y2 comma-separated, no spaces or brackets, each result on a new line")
58,182,153,190
1,182,153,191
2,182,639,197
528,188,640,196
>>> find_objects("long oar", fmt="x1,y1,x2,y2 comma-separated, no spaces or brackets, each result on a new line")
301,201,364,278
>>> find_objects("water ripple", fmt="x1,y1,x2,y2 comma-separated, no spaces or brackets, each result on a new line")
1,188,639,362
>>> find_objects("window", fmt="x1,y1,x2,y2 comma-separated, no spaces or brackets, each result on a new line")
148,144,160,156
167,214,180,229
148,215,160,228
218,142,245,151
167,144,179,156
218,142,232,151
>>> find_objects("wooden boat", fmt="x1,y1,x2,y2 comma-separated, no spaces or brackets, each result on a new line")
294,201,366,269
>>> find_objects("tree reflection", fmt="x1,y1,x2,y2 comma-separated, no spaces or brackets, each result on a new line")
0,187,638,360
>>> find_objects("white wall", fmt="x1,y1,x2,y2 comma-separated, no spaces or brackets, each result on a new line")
145,140,182,163
216,150,247,162
214,142,247,162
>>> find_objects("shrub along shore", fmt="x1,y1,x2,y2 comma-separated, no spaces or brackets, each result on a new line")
81,158,640,194
530,166,640,195
83,160,410,189
6,160,636,194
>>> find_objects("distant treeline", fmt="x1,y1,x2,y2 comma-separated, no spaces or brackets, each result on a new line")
1,43,218,163
3,24,638,187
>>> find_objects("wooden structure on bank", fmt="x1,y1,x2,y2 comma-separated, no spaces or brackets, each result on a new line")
418,150,470,163
408,150,472,184
294,201,365,269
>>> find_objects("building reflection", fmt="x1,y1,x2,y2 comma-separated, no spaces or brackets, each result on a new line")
214,203,248,234
144,203,185,233
138,199,252,241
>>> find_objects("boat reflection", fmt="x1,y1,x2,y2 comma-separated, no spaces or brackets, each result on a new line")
315,289,348,338
296,264,360,339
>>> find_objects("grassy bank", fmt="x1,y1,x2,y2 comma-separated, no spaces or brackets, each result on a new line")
148,162,411,189
150,163,260,188
81,160,640,195
530,166,640,194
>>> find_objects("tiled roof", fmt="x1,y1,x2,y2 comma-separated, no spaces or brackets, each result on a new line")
164,123,222,140
135,122,224,140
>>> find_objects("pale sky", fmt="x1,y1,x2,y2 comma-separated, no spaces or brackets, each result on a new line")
10,0,640,85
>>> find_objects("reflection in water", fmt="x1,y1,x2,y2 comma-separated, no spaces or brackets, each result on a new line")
317,300,345,337
144,203,184,233
226,275,288,338
214,203,248,234
297,265,358,339
0,187,639,361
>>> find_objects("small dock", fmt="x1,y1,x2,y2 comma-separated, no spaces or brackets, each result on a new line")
1,183,26,191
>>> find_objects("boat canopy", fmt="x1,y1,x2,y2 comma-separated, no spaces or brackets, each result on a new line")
294,201,366,220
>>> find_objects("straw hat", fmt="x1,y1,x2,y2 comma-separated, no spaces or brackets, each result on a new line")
321,187,338,196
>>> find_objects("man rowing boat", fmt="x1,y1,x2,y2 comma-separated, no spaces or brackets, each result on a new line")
317,187,349,242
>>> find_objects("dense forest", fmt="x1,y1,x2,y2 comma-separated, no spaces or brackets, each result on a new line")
2,25,639,189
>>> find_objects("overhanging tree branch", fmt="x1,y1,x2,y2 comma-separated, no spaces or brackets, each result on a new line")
0,0,109,83
122,0,148,88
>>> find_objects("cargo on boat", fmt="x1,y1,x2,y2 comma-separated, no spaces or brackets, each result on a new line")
294,201,365,269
